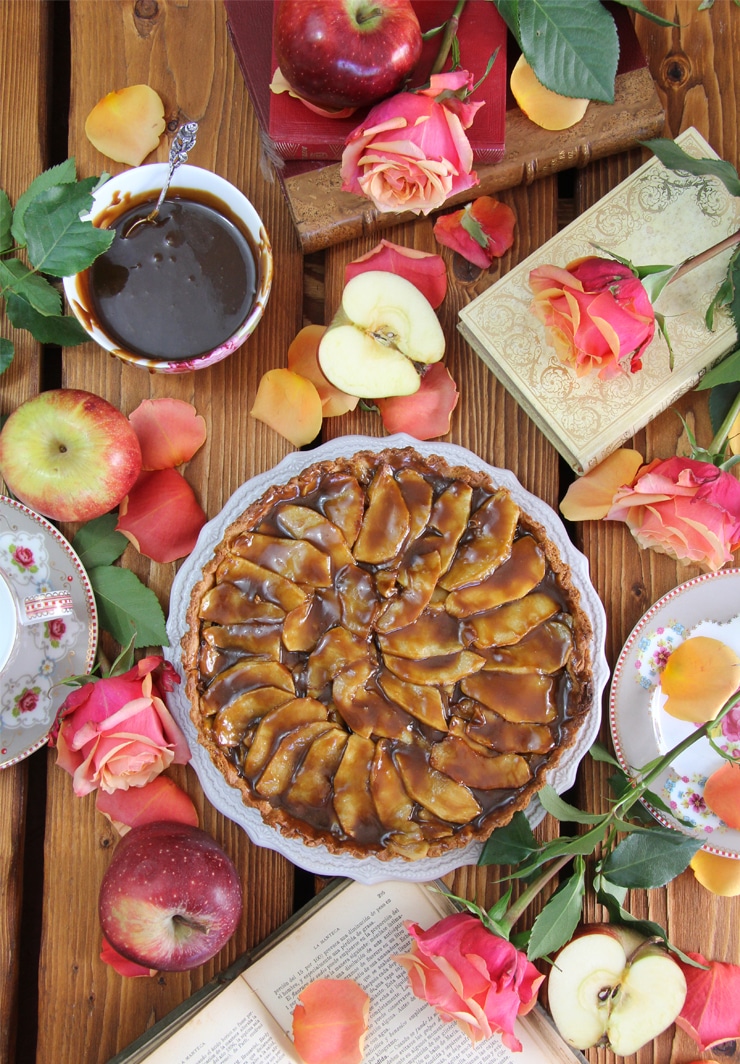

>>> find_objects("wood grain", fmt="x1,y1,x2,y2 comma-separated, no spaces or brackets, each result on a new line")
0,2,50,1063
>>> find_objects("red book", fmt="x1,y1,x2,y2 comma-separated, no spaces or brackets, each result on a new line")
225,0,507,165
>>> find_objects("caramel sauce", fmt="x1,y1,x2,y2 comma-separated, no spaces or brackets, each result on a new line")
80,189,257,361
194,453,588,854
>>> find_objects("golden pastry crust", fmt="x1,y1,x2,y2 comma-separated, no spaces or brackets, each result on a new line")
183,447,593,861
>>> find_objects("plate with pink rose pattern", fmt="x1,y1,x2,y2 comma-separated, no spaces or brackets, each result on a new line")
609,569,740,859
0,496,98,769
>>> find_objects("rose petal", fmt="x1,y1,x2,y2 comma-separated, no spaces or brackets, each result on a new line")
85,85,165,166
292,979,369,1064
345,240,447,309
702,761,740,829
690,849,740,897
434,197,515,269
128,398,206,470
559,449,644,521
100,935,156,977
117,468,207,563
677,952,740,1051
269,66,357,119
661,636,740,723
95,776,198,835
251,368,324,447
286,326,359,417
377,364,458,439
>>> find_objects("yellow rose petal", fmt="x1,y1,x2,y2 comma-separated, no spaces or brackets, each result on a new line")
661,636,740,723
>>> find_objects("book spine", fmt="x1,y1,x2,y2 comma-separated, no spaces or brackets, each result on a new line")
270,139,344,162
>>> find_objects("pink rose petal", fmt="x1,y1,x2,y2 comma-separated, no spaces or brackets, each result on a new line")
128,398,206,470
95,776,198,835
377,364,458,439
117,468,207,563
345,240,447,309
677,952,740,1051
100,936,156,977
292,979,369,1064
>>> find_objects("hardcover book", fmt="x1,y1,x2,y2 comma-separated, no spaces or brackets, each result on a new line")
224,0,507,164
457,127,740,474
107,878,585,1064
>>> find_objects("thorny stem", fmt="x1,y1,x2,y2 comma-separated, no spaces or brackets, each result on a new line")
430,0,467,76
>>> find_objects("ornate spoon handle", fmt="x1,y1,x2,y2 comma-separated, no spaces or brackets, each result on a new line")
124,121,199,236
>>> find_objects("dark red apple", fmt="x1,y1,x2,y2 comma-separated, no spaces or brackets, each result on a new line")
98,821,242,972
274,0,423,110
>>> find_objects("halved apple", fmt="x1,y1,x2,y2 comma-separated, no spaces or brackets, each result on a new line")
547,925,687,1056
318,270,445,399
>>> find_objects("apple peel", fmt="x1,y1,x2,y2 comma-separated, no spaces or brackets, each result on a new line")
345,240,448,309
287,327,359,417
251,368,324,446
95,776,199,835
377,363,458,439
661,636,740,723
128,398,206,471
560,448,643,522
677,951,740,1051
292,978,369,1064
85,84,166,165
117,468,207,563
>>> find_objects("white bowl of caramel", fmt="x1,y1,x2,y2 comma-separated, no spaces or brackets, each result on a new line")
63,164,273,373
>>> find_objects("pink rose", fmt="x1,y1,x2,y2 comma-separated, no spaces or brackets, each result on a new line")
341,71,483,215
529,256,655,379
394,913,544,1051
18,689,39,714
48,618,67,641
607,457,740,572
14,546,34,567
52,655,190,797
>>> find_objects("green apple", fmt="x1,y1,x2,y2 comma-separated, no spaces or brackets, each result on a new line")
318,270,445,399
0,388,142,522
547,925,687,1056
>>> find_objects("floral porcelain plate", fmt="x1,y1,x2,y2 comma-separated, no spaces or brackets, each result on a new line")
609,569,740,859
0,496,98,769
166,434,609,884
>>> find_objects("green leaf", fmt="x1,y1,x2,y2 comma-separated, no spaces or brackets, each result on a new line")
10,158,78,246
601,828,703,888
527,858,586,961
707,383,740,442
460,207,489,250
518,0,619,104
478,811,539,866
698,350,740,390
0,337,13,374
589,740,620,766
610,0,677,27
23,179,114,277
638,264,681,305
491,0,520,42
0,190,12,253
88,565,168,649
72,514,128,569
642,138,740,197
5,292,91,345
0,258,62,315
537,784,607,824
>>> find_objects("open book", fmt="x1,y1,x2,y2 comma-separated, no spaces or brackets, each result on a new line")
109,878,584,1064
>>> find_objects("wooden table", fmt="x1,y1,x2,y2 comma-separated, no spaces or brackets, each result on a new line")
1,2,739,1062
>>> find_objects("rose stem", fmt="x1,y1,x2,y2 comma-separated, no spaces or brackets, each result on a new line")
430,0,467,76
670,226,740,284
708,383,740,456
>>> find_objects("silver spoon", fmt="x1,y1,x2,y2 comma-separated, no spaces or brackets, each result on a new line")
123,121,199,237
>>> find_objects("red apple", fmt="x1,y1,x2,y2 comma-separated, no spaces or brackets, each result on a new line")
274,0,423,110
0,388,142,522
98,821,242,972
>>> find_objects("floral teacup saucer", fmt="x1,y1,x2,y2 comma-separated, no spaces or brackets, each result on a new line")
0,496,97,768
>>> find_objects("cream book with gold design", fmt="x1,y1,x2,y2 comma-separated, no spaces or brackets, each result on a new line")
458,128,740,474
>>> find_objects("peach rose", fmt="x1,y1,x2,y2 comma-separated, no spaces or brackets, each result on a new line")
52,655,190,796
394,913,544,1050
606,457,740,572
341,71,483,215
529,256,655,379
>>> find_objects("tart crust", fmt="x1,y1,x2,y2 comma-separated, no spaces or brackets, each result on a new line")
183,447,593,861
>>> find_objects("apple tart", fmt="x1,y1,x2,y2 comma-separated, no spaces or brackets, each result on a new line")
183,447,593,861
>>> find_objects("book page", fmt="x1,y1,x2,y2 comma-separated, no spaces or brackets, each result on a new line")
141,975,300,1064
243,879,578,1064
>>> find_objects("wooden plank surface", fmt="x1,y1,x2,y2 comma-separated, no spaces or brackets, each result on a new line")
3,2,740,1063
0,3,50,1063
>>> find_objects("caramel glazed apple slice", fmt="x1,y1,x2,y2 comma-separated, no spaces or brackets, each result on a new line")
184,448,593,861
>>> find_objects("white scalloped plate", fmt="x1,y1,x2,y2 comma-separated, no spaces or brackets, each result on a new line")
166,434,608,883
609,569,740,859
